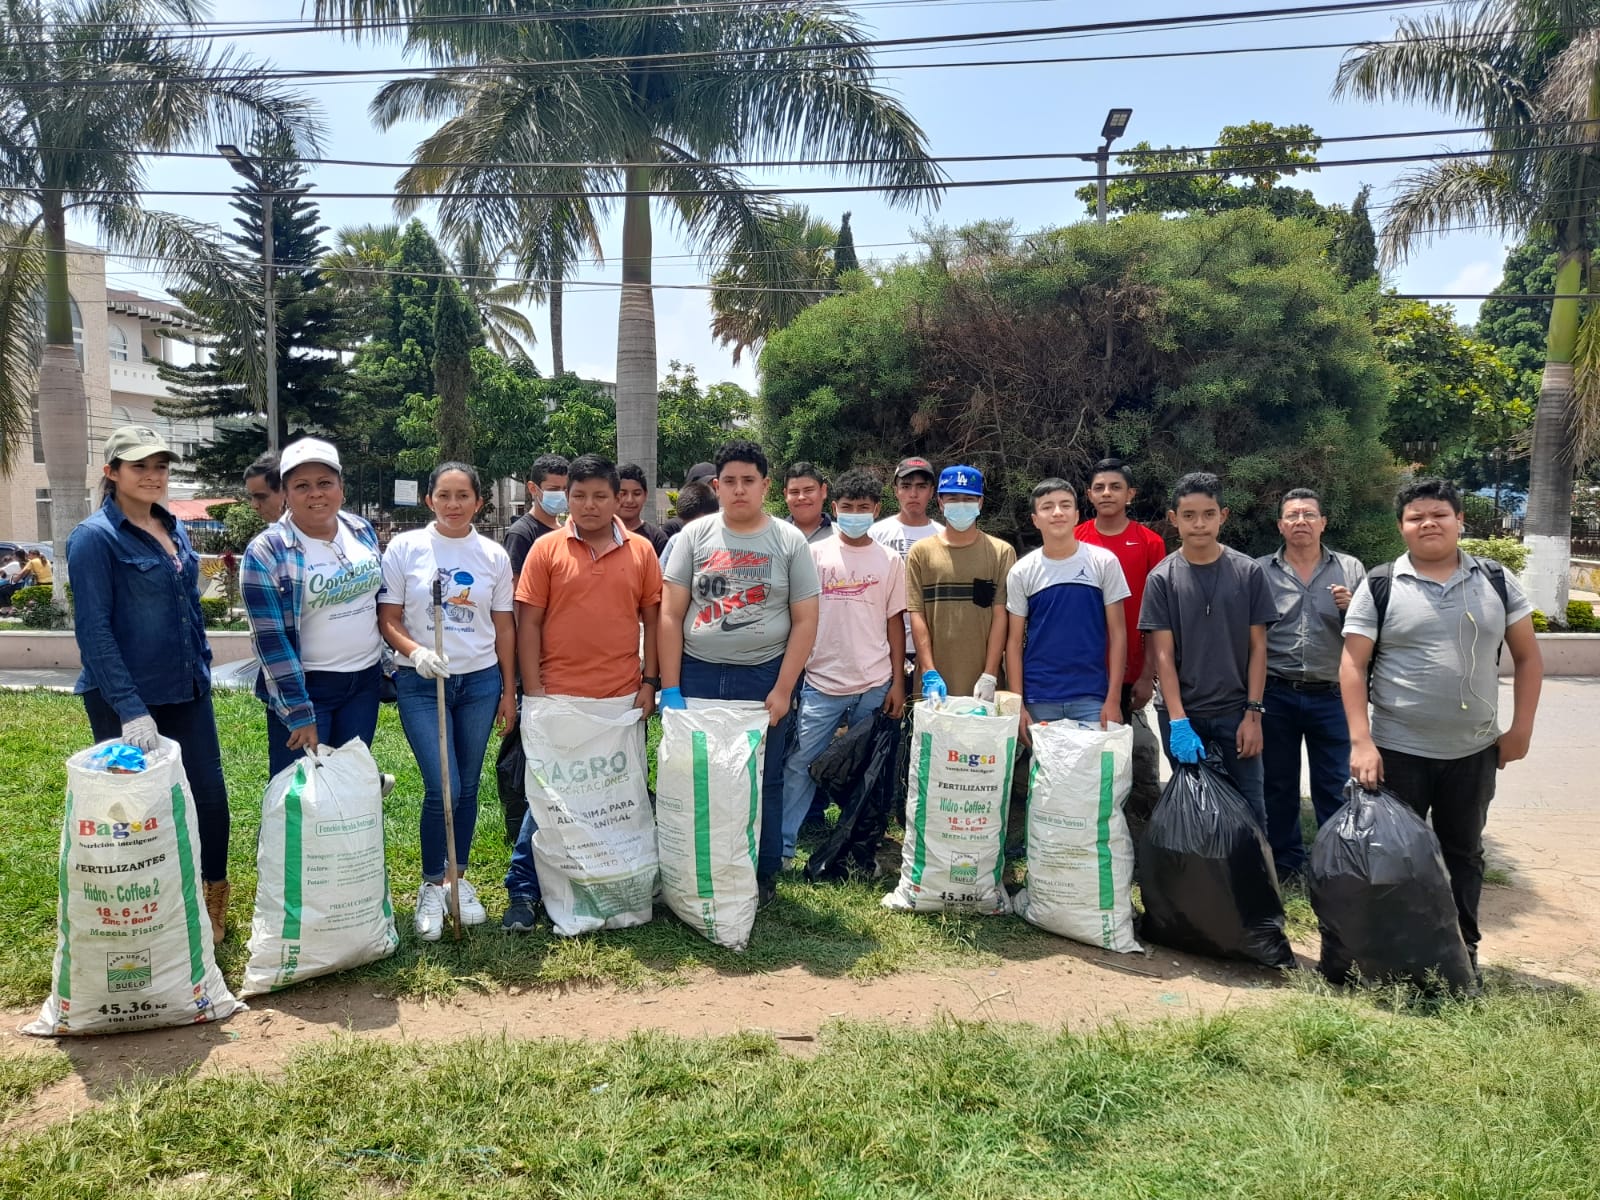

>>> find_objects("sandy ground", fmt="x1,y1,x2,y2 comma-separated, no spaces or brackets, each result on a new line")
4,680,1595,1135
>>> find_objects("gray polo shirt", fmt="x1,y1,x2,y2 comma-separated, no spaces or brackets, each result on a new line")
1256,546,1366,683
1344,552,1532,760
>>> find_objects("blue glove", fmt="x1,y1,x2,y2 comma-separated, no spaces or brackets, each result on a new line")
921,670,948,702
1168,717,1203,764
659,687,687,711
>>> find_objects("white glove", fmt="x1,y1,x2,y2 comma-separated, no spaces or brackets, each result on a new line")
973,673,998,704
120,715,160,751
409,647,451,679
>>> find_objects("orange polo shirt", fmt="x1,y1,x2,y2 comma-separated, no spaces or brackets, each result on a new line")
515,517,663,699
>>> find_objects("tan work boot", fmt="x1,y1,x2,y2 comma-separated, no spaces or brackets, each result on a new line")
203,880,231,945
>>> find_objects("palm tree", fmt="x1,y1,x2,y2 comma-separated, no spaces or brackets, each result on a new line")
711,205,841,365
0,0,321,602
1335,0,1600,617
312,0,943,495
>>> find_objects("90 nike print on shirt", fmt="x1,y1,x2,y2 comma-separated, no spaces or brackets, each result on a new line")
665,515,822,665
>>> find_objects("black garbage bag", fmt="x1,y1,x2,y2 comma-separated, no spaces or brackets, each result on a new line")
1137,759,1295,968
495,729,528,844
1309,782,1475,992
805,711,902,881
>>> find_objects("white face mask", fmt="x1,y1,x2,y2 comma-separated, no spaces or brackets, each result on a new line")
942,501,980,531
835,513,874,538
539,489,568,517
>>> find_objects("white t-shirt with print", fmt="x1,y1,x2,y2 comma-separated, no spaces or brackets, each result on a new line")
295,519,385,673
380,525,514,675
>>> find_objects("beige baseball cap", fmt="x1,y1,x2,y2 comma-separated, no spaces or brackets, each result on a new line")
103,425,174,464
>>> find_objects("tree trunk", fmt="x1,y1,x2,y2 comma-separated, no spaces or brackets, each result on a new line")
615,164,659,511
39,193,89,608
550,276,564,376
1522,247,1582,621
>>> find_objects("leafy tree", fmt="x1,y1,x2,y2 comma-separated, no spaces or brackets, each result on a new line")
1075,121,1325,220
657,362,753,485
761,210,1398,560
834,211,860,277
1373,299,1524,467
1329,185,1380,285
468,351,549,485
431,277,479,463
311,0,942,516
544,384,617,462
710,206,839,365
157,126,350,485
1476,231,1558,414
0,0,320,599
1336,1,1600,616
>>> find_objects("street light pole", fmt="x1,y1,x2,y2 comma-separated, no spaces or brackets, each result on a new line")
218,143,281,453
1092,108,1132,225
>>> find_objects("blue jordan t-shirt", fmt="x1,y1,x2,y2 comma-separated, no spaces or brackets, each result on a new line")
1006,544,1131,705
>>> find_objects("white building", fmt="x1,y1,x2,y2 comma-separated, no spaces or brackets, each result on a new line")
0,245,212,541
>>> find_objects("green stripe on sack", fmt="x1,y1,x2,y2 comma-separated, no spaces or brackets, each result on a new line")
169,783,206,986
692,731,714,900
281,761,307,941
1096,749,1115,910
992,737,1017,892
56,788,75,1003
911,732,933,885
745,730,762,870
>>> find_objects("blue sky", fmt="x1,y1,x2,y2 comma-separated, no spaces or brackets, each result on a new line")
92,0,1513,394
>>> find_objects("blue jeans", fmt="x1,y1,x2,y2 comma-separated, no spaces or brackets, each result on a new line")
781,680,892,858
265,663,382,780
84,686,230,883
396,664,502,883
1157,708,1267,831
1027,698,1106,725
505,808,542,903
1262,678,1351,877
680,653,791,880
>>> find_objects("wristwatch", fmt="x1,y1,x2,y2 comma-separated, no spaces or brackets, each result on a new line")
1244,699,1266,714
641,675,661,689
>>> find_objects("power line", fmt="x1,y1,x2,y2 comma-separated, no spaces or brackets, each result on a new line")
0,0,1443,84
10,139,1599,202
24,121,1567,173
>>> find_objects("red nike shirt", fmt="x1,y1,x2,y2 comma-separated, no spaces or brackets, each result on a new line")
1075,518,1169,683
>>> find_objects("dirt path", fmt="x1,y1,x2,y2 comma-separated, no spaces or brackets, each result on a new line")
6,681,1596,1137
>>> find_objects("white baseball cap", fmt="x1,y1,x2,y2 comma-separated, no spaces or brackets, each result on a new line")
278,437,341,479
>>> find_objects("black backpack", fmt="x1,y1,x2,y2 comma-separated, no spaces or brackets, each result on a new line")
1364,558,1511,666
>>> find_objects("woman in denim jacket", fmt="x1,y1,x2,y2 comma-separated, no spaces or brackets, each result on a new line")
241,438,387,780
67,425,233,943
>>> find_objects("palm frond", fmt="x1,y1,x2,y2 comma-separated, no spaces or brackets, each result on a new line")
0,216,43,473
1376,158,1534,265
1570,301,1600,463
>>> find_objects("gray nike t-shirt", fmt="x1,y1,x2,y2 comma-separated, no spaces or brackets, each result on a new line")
664,514,822,665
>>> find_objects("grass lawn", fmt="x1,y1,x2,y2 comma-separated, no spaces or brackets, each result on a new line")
1,690,1069,1007
2,984,1596,1198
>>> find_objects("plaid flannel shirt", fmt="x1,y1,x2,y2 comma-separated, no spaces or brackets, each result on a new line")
241,511,382,730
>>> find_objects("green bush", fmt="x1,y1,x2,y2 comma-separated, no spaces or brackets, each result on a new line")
1566,600,1599,631
17,599,67,630
1531,609,1550,632
199,597,230,626
6,585,51,610
1459,536,1528,573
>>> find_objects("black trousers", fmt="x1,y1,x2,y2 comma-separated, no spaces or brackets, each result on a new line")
1379,744,1499,949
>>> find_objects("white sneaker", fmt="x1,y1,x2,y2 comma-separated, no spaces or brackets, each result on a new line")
414,882,446,942
451,878,487,926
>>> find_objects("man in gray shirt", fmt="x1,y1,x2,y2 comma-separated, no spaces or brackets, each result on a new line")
1139,472,1278,827
1341,478,1542,973
1256,488,1366,880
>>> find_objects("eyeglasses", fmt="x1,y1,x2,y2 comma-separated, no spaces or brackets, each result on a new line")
1281,511,1323,524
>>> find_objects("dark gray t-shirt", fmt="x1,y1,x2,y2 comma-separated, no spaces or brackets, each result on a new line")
1138,547,1279,718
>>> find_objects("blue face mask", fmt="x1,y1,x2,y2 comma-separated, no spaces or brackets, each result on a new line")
835,513,874,538
942,501,980,531
540,489,569,517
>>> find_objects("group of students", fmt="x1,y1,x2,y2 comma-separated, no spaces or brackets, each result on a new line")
66,423,1542,969
0,545,52,605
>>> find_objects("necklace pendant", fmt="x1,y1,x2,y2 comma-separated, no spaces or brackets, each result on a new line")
1206,604,1211,615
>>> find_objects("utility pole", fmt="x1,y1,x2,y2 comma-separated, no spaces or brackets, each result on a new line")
1082,108,1133,224
219,143,303,454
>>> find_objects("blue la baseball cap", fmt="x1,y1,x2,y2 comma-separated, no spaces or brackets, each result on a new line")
937,464,983,497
